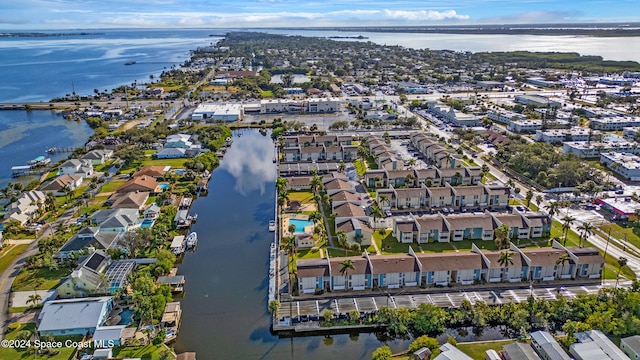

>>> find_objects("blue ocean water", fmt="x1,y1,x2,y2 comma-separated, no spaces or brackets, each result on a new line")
0,29,220,103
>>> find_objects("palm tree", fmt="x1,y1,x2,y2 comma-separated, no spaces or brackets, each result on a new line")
525,189,534,208
577,222,594,248
370,205,382,228
408,158,417,167
497,251,514,281
544,201,560,218
309,211,322,225
337,230,349,254
535,194,543,208
339,259,355,291
379,193,389,208
494,224,511,249
561,216,576,246
27,293,42,308
404,174,415,187
310,175,323,195
555,253,572,279
506,178,515,190
453,172,462,186
276,177,288,193
616,256,628,288
45,192,57,212
338,161,346,173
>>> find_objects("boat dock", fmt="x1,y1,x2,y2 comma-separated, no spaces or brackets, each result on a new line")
46,146,74,154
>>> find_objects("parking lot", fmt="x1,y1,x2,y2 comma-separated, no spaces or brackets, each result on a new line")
275,283,605,321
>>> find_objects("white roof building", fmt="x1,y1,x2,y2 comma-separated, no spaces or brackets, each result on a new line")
191,103,244,121
38,296,113,336
601,152,640,181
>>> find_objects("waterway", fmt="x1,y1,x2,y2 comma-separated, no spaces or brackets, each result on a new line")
173,129,511,359
0,110,93,189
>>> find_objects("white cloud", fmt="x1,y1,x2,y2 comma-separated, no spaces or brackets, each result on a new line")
383,9,470,21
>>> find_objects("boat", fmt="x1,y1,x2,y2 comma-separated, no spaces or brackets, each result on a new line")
124,61,136,65
186,232,198,248
225,137,232,146
268,220,276,232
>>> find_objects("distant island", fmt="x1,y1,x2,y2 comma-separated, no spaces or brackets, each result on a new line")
275,23,640,37
327,35,369,39
0,32,103,38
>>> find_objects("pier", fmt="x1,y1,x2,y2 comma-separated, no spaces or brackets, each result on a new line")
46,147,74,154
11,165,45,178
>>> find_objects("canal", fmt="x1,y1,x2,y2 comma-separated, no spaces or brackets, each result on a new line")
172,129,410,359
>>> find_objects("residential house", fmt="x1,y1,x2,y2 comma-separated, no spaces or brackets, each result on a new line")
393,217,420,243
161,302,182,330
144,203,161,219
530,331,571,360
570,330,630,360
415,214,450,243
285,176,312,191
133,166,170,179
333,203,369,229
378,156,403,171
59,159,94,179
4,190,46,225
40,174,83,196
90,208,141,232
336,218,373,246
92,325,128,347
155,147,187,159
452,185,488,208
56,227,123,259
342,145,358,160
519,247,568,281
329,256,370,291
502,342,542,360
282,147,301,162
81,149,113,165
446,213,495,241
427,186,455,209
297,258,330,294
478,248,526,283
107,191,149,210
37,296,113,336
330,190,362,209
417,252,483,286
324,178,354,196
116,176,160,193
324,146,343,161
58,251,112,298
486,185,511,207
394,187,428,210
564,246,605,279
365,169,388,188
434,343,473,360
415,168,441,187
300,146,324,162
164,134,192,148
370,254,420,289
621,335,640,360
387,170,417,187
493,213,532,239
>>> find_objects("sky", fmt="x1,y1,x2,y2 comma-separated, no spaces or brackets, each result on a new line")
1,0,639,30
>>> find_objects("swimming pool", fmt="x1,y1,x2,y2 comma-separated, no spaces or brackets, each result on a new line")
140,219,155,228
118,309,134,325
159,183,169,190
289,218,313,233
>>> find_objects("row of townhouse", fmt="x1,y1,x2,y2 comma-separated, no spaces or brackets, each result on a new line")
392,211,550,244
260,98,340,114
281,134,354,148
562,140,640,158
281,144,359,162
296,241,604,293
409,133,462,169
375,183,511,212
365,166,483,189
534,128,599,143
323,176,375,247
589,116,640,131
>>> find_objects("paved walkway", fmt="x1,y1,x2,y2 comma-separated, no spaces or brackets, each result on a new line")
3,239,36,245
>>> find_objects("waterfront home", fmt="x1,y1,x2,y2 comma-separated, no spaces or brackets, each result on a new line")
134,165,170,179
81,149,113,165
4,190,46,225
116,176,161,193
59,159,94,179
479,248,526,283
90,208,141,232
143,203,161,219
329,256,371,291
335,218,373,246
40,174,83,196
58,251,111,298
106,191,149,210
435,343,473,360
285,176,312,191
370,254,420,289
530,331,571,360
156,147,187,159
282,147,301,162
297,258,330,294
161,302,182,330
170,235,186,255
92,325,128,347
37,296,113,336
56,227,123,259
419,252,482,286
157,275,186,293
165,134,193,148
502,342,541,360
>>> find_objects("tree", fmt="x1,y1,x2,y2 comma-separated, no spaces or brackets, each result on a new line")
338,161,346,173
535,194,543,208
494,224,511,249
370,205,382,228
525,189,534,207
498,251,514,281
322,309,335,322
309,211,322,225
379,193,389,208
45,192,57,212
27,293,42,308
616,257,628,288
339,259,355,290
337,231,349,255
268,300,280,314
372,345,392,360
408,335,439,353
577,222,594,248
561,216,576,246
556,253,572,279
545,201,560,218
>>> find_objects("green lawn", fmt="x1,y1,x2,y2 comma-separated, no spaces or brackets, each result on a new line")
141,157,189,168
326,247,362,258
288,191,314,204
0,245,29,277
366,155,379,170
375,230,420,254
457,340,517,360
111,344,175,360
296,248,322,260
599,223,640,251
12,268,71,292
421,241,460,253
450,239,498,251
0,323,78,360
99,179,127,193
94,159,115,173
353,159,366,176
